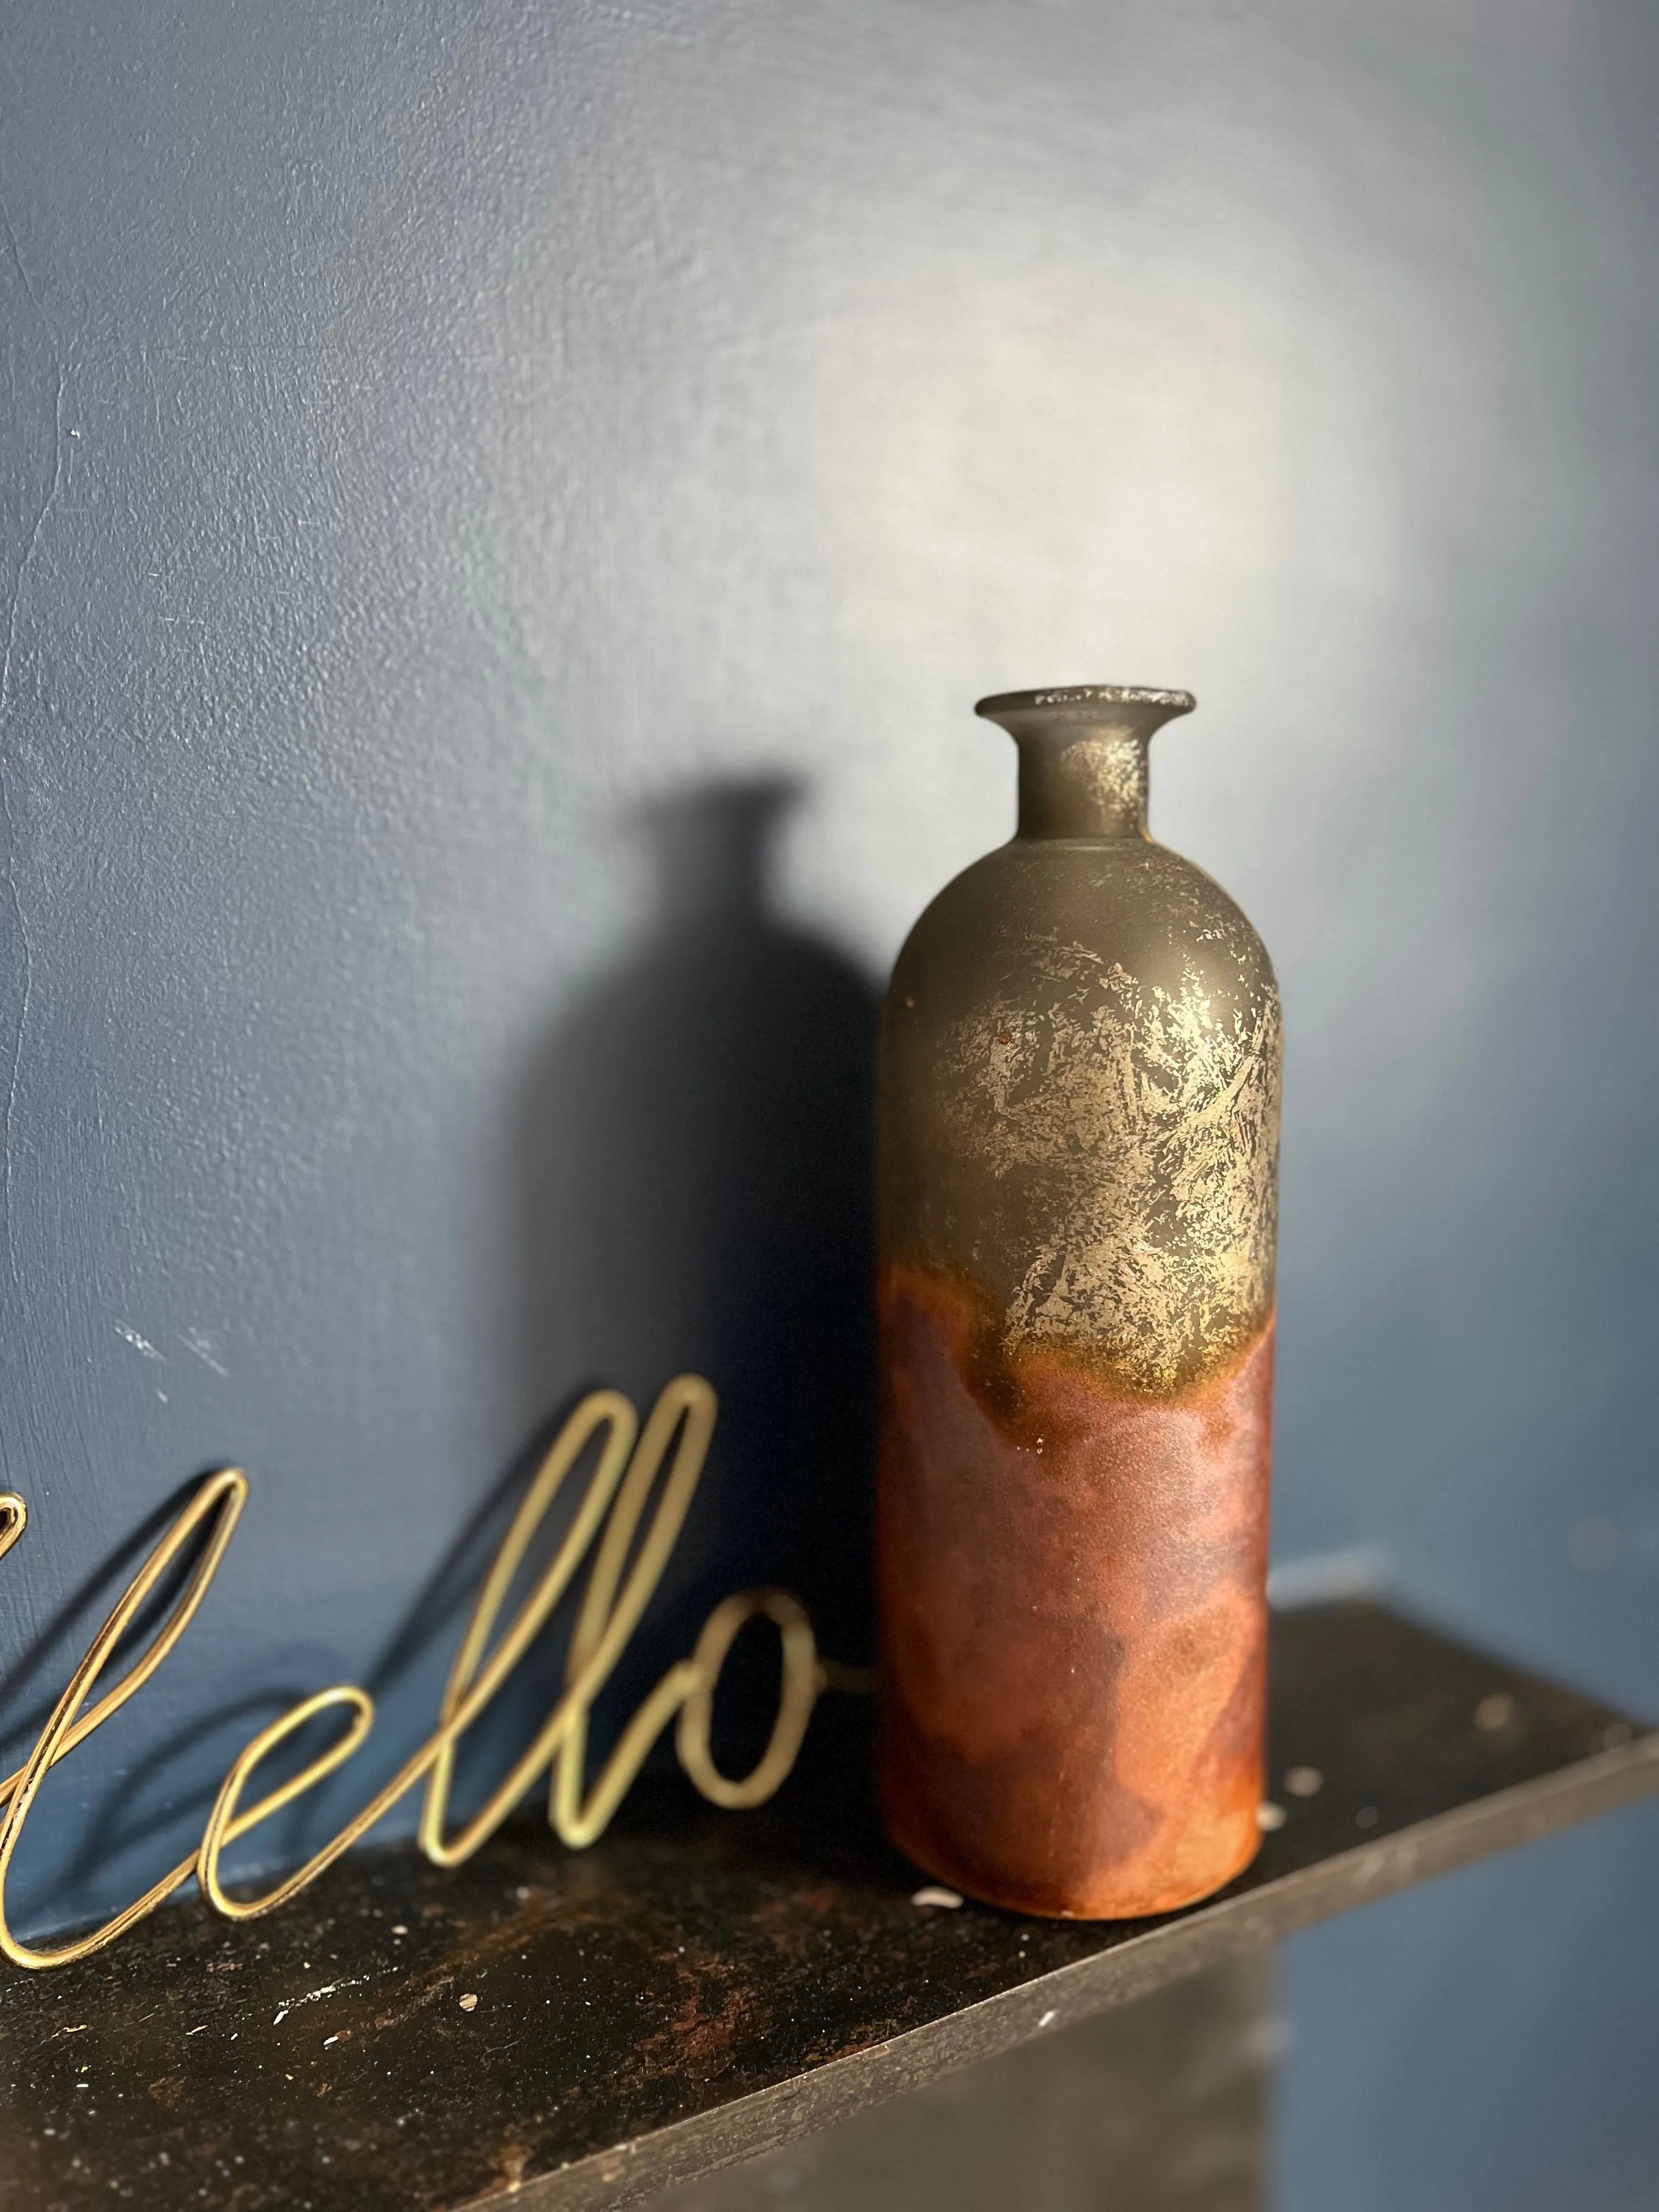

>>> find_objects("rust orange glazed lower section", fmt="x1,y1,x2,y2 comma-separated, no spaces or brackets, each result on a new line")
877,1265,1273,1919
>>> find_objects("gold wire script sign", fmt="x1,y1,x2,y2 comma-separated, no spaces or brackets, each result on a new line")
0,1375,846,1972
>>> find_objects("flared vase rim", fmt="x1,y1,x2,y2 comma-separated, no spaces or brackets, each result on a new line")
975,684,1196,725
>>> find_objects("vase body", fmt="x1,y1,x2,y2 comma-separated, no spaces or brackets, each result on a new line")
876,686,1280,1918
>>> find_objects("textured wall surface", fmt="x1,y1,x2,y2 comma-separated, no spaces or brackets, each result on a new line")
1,2,1655,2204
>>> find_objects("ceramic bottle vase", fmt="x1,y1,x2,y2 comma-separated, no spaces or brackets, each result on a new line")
876,686,1281,1918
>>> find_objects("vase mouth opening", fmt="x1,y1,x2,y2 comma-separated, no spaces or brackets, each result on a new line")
975,685,1196,726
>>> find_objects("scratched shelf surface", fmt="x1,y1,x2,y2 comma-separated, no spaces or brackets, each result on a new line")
1,1600,1654,2212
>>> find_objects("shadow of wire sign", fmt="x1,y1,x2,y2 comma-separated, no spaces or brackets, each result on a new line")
0,1,1655,2204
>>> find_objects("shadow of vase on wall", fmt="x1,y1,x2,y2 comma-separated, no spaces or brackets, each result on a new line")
510,777,879,1770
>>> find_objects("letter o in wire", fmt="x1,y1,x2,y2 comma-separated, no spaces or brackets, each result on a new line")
676,1588,820,1810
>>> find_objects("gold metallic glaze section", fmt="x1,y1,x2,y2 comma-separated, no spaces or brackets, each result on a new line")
1013,731,1151,838
1054,733,1147,824
932,940,1280,1395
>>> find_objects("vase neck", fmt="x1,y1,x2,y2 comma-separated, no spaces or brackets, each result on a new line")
975,685,1197,841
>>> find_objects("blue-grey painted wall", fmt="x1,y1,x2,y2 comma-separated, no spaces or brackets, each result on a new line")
1,3,1655,2204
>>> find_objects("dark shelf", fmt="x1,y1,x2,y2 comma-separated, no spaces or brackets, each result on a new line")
1,1600,1654,2212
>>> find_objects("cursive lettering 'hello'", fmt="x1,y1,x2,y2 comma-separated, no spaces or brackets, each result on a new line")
0,1375,836,1971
